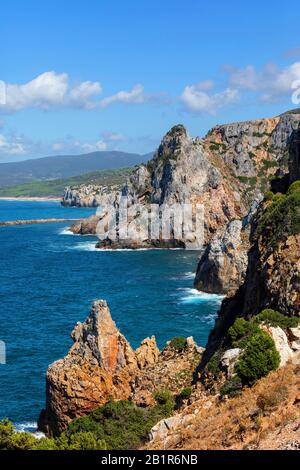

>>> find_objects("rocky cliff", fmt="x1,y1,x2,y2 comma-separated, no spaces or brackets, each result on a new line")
38,300,202,436
143,125,300,450
62,185,112,207
200,124,300,369
70,124,246,250
67,111,300,295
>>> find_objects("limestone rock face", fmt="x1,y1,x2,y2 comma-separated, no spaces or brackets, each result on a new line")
260,325,294,367
150,125,221,206
221,348,242,377
289,125,300,183
288,326,300,351
62,185,116,207
70,214,100,235
194,219,249,295
207,112,300,179
71,124,246,250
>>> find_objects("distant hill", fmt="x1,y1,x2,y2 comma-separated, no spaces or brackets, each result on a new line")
0,150,151,187
0,167,133,198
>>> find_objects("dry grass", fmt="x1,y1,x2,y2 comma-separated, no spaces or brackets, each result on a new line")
146,360,300,450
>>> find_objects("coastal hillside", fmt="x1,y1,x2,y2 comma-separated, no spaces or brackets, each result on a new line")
0,150,149,187
0,167,132,198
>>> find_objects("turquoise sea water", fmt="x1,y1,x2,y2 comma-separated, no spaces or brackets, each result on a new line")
0,200,222,431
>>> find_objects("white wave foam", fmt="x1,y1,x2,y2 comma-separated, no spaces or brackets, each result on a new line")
14,422,45,439
178,288,224,304
71,242,98,251
183,271,195,279
70,243,182,252
59,227,75,235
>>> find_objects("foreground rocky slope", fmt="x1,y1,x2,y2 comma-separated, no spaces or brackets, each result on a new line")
146,359,300,450
143,126,300,450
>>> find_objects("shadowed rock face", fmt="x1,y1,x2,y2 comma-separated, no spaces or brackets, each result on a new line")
289,126,300,183
200,133,300,365
194,219,249,295
38,300,201,436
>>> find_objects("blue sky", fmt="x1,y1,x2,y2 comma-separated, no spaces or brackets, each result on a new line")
1,0,300,161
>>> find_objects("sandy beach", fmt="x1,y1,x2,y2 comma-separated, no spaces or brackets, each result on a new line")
0,196,61,201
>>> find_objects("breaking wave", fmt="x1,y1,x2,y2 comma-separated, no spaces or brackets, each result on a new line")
177,288,224,305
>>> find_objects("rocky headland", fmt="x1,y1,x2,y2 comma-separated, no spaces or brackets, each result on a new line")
38,300,202,436
67,110,300,296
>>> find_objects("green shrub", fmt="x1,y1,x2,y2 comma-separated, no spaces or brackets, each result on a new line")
287,180,300,195
67,399,174,450
254,309,298,330
68,432,106,450
228,318,260,348
35,437,58,450
257,180,300,247
169,336,187,352
209,143,220,151
206,349,224,376
179,387,192,400
235,330,280,385
8,432,37,450
0,419,14,449
265,191,274,201
153,389,174,406
220,376,243,397
262,159,277,169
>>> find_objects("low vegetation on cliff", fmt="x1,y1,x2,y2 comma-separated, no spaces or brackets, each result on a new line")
0,395,176,450
0,167,132,197
258,180,300,248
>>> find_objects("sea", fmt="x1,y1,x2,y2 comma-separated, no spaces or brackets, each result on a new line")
0,199,223,433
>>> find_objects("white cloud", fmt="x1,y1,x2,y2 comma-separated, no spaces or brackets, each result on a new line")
228,61,300,102
52,138,107,154
0,126,137,160
0,72,102,112
180,82,239,114
0,73,151,113
101,131,127,142
68,81,102,108
0,133,28,155
98,84,146,108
